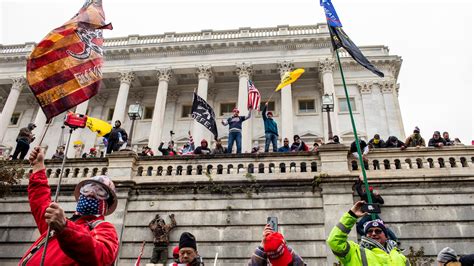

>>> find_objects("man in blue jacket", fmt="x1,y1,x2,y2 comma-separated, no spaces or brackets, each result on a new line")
262,102,278,152
222,107,252,153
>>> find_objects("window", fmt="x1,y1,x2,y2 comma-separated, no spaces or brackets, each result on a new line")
339,98,356,112
144,106,154,119
220,103,236,116
259,101,275,112
298,99,315,113
181,105,192,118
9,112,21,125
106,108,114,121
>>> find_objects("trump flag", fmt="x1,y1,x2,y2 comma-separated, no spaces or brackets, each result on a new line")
27,0,112,121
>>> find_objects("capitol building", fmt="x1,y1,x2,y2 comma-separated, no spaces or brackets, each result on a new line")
1,25,472,266
0,23,403,158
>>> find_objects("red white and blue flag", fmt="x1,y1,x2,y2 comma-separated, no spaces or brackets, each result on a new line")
247,80,261,111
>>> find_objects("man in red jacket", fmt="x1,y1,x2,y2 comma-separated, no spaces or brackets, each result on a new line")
19,147,119,266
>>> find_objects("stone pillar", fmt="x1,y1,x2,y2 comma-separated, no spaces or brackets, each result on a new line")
319,58,340,142
380,80,405,139
0,77,25,143
192,65,213,144
358,82,375,138
148,68,172,150
67,100,89,158
30,108,47,148
235,63,253,153
112,72,135,124
278,61,294,142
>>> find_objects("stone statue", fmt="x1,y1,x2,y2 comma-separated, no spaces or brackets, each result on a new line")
149,214,177,264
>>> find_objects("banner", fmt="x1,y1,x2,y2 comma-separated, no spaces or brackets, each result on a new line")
26,0,112,121
275,68,305,92
86,116,112,136
191,92,218,140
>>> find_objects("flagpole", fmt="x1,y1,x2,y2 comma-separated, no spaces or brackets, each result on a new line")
334,48,375,219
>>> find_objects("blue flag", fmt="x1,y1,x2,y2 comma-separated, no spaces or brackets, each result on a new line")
321,0,384,77
320,0,342,27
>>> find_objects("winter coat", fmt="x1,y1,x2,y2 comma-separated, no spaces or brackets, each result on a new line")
385,140,405,148
248,245,306,266
17,126,34,143
19,169,118,266
291,141,309,152
369,138,385,148
327,212,409,266
278,145,291,152
428,137,446,147
224,113,251,133
158,143,177,156
261,105,278,136
108,126,128,143
194,146,211,155
350,140,368,154
404,134,426,147
212,145,227,154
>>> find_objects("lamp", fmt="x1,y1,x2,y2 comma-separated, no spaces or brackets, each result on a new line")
126,102,143,148
322,93,334,140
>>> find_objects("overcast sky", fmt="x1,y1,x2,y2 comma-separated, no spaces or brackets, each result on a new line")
1,0,472,143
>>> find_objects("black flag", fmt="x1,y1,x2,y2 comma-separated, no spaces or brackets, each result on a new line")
329,26,384,77
191,92,218,140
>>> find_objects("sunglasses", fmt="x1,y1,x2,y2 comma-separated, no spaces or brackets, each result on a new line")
366,228,383,235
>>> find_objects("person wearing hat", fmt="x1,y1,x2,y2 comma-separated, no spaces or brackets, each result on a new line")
262,102,279,152
437,247,474,266
249,224,306,265
385,136,407,150
429,131,447,147
290,135,309,152
194,139,211,155
171,232,204,266
159,140,177,156
327,201,409,265
221,107,252,153
12,122,36,160
140,145,155,157
19,147,119,265
404,126,426,147
368,134,385,149
106,120,128,154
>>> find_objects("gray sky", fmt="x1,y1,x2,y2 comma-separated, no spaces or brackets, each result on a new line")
1,0,473,143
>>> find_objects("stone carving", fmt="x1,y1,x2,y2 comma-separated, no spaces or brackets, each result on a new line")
196,64,213,80
119,72,135,85
149,213,177,264
357,82,373,94
376,79,397,94
277,60,294,77
235,62,253,78
157,67,172,82
318,58,335,74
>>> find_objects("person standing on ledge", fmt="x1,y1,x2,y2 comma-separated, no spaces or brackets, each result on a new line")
261,102,278,152
222,107,252,154
12,122,36,160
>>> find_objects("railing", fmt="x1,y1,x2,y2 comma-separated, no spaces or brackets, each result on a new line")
15,158,108,180
349,146,474,171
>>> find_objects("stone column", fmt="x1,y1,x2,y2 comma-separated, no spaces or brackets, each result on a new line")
235,63,253,153
111,72,135,124
319,58,340,142
278,61,294,142
0,77,25,143
357,82,375,138
148,68,172,150
380,80,405,139
67,100,89,158
30,108,47,148
192,65,213,144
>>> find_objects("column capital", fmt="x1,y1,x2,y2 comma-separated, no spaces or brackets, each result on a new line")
277,61,294,77
11,77,26,91
156,67,172,82
376,79,397,94
196,65,213,80
318,58,335,74
119,72,135,85
357,81,373,94
235,62,253,78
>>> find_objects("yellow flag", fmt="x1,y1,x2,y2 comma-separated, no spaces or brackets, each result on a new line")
86,117,112,137
275,68,305,92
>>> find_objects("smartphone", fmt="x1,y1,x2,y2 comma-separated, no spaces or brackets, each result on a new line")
267,216,278,232
361,203,381,213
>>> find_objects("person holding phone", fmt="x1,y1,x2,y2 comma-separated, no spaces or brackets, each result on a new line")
327,201,409,265
248,224,306,266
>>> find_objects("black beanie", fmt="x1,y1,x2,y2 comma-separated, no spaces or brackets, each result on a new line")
179,232,197,251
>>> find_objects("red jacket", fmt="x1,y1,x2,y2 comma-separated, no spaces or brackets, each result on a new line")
19,169,119,266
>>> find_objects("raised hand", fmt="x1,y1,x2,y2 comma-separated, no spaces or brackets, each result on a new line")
29,146,45,172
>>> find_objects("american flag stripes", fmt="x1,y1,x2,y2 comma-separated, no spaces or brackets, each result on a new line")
247,80,261,111
26,0,112,121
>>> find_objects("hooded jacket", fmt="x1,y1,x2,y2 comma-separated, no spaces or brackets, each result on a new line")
261,105,278,136
327,212,409,266
19,169,118,266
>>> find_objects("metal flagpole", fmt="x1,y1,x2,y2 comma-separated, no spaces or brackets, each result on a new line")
39,127,75,266
334,49,375,219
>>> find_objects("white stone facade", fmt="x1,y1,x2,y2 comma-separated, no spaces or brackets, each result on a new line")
0,24,404,158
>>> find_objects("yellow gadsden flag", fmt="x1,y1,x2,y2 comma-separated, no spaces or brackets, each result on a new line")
86,116,112,137
275,68,305,92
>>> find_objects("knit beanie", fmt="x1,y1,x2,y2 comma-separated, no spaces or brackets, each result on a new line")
179,232,197,251
363,219,388,236
437,247,458,263
263,232,292,266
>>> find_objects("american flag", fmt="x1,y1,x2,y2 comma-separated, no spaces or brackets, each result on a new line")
247,80,261,111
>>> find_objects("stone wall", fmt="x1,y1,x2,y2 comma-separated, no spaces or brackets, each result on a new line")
0,146,473,265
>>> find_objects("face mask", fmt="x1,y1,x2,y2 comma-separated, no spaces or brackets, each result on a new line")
374,139,379,144
76,195,107,216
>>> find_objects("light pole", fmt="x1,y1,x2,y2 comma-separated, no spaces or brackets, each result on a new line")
127,102,143,149
322,93,334,140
